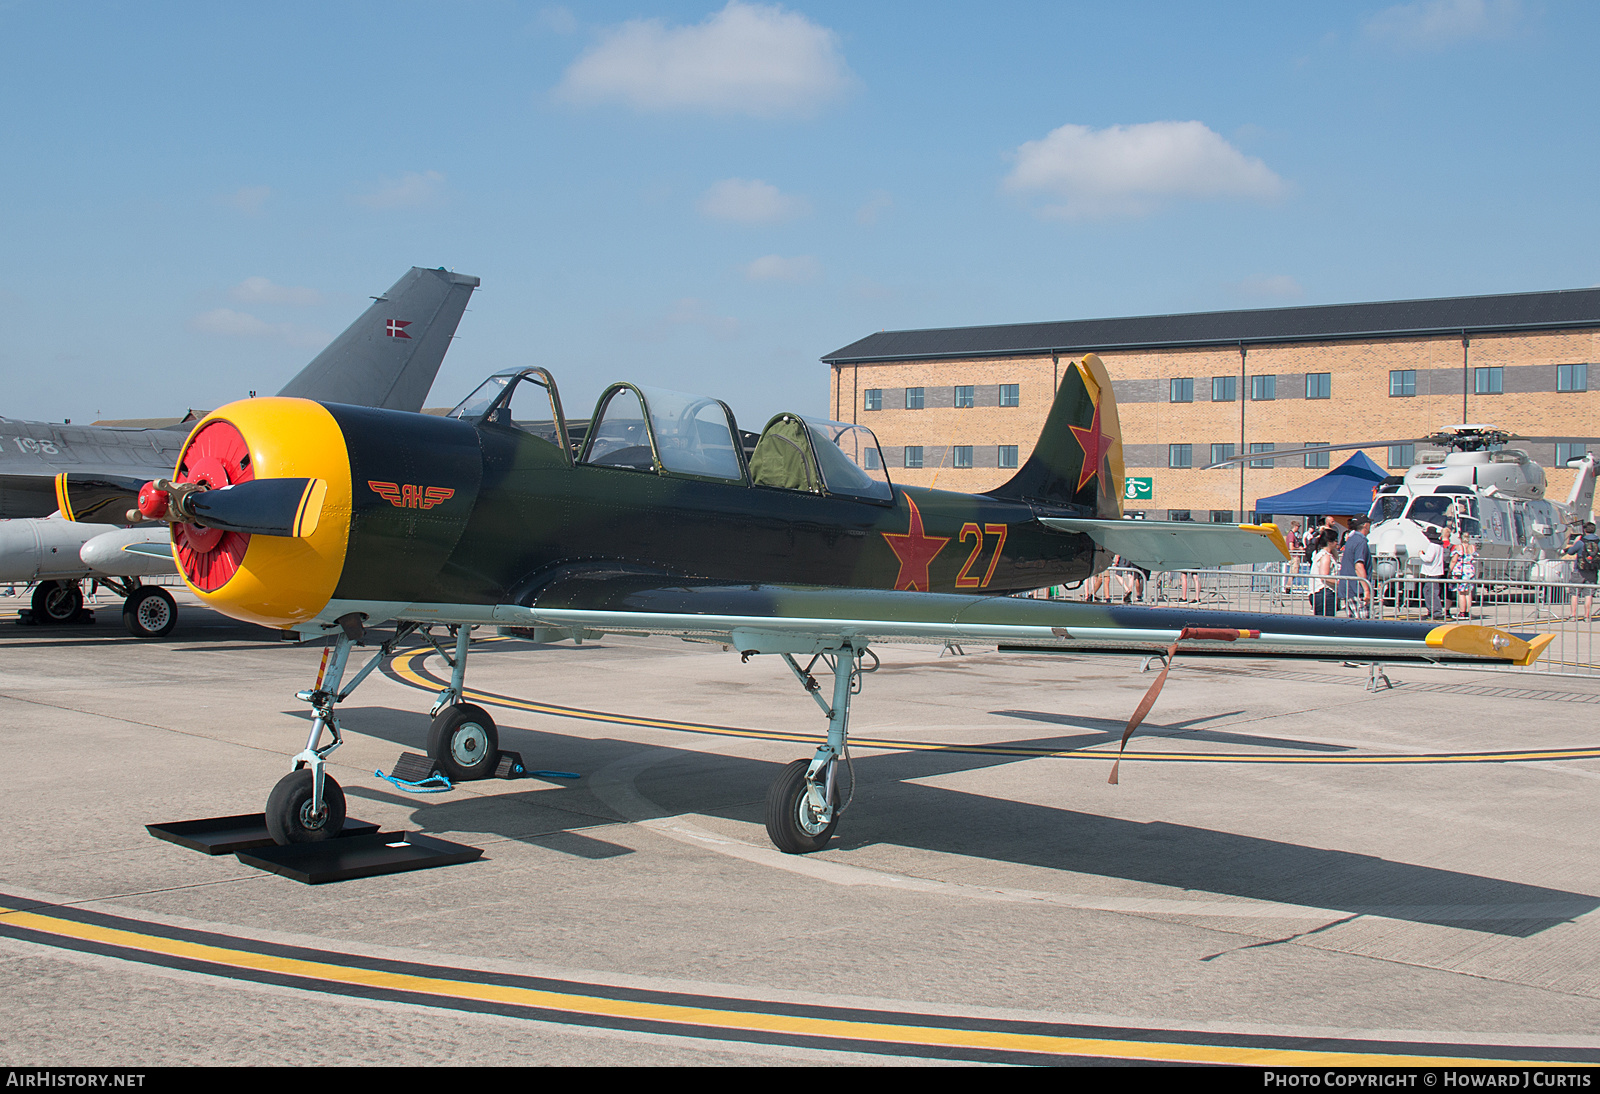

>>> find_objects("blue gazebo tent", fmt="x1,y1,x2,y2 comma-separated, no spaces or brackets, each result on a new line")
1254,451,1387,517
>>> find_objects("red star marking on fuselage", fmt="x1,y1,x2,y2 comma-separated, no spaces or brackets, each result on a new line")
1068,395,1113,493
881,494,949,591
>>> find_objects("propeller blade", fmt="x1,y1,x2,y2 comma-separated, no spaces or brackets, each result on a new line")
185,478,327,538
54,473,149,523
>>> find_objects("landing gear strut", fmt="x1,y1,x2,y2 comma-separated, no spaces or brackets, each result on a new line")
263,621,493,845
762,641,875,854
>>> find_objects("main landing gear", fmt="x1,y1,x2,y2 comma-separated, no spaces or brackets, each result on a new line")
263,619,499,845
761,641,876,855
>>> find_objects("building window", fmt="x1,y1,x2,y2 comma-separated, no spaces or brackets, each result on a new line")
904,446,923,469
1389,370,1416,397
1556,443,1588,466
1473,367,1502,395
1209,443,1235,467
1250,375,1276,401
1304,442,1330,469
1211,375,1237,402
905,387,925,410
952,445,973,468
1170,377,1194,403
998,445,1018,469
1388,444,1414,469
999,384,1020,407
1168,444,1192,469
1210,510,1234,524
954,385,974,409
863,388,882,411
1305,373,1332,399
1249,442,1276,468
864,447,881,471
1558,364,1588,392
1168,509,1193,522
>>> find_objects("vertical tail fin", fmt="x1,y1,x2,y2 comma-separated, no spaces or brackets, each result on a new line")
984,353,1124,517
275,267,479,411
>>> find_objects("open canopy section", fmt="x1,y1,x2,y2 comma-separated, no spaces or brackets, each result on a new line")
576,383,745,482
1256,451,1387,517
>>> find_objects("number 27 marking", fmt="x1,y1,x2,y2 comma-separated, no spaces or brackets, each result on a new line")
955,523,1008,589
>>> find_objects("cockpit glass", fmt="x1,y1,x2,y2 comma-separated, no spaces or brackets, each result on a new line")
583,387,656,471
800,418,893,502
448,374,512,421
1370,495,1408,522
636,386,744,483
1406,495,1481,536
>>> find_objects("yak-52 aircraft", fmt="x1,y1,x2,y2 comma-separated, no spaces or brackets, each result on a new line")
60,354,1554,852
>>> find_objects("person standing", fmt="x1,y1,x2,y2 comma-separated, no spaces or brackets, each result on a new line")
1419,527,1446,619
1310,528,1341,616
1452,537,1477,619
1338,515,1373,618
1562,521,1600,621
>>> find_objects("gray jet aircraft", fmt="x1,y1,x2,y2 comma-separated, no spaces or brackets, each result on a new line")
0,266,479,635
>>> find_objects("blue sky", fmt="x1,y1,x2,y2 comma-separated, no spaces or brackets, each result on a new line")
2,1,1596,428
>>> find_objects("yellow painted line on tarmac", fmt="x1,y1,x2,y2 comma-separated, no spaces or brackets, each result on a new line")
388,649,1600,767
0,902,1569,1066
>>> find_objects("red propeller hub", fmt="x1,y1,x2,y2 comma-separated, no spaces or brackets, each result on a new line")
136,481,169,520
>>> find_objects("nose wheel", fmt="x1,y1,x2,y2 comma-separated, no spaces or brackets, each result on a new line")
265,768,347,844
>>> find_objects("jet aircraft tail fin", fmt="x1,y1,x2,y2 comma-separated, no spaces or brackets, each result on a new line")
983,353,1124,517
275,267,480,412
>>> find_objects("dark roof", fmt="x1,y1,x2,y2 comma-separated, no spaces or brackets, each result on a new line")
822,287,1600,364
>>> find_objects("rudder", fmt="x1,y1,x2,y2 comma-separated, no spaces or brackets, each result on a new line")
984,353,1124,517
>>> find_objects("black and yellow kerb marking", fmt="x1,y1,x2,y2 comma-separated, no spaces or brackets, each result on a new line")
387,648,1600,767
0,896,1588,1066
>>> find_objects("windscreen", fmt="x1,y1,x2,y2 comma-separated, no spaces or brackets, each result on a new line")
801,418,892,501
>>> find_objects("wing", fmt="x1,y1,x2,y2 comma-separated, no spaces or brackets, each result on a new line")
1038,517,1289,571
489,572,1551,667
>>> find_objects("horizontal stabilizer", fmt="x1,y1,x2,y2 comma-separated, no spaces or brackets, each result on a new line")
186,478,326,538
55,473,148,523
1040,517,1289,571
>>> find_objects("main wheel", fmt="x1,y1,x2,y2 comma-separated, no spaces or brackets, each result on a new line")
428,703,499,781
764,758,838,854
123,586,177,638
264,768,347,845
31,580,83,624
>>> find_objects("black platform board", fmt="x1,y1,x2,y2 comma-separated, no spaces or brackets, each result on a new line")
146,814,380,855
235,831,484,884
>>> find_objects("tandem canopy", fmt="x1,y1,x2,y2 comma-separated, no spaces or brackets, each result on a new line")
1254,451,1387,517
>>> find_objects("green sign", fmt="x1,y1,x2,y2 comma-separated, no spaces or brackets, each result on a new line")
1124,476,1153,501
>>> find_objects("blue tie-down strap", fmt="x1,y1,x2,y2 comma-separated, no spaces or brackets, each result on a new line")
375,769,454,793
528,770,580,780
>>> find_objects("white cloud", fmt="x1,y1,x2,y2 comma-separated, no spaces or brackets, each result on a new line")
188,308,328,350
1364,0,1520,48
357,170,445,210
742,254,821,282
1004,121,1287,220
698,178,810,223
221,185,271,215
229,277,321,307
555,1,852,119
636,297,741,342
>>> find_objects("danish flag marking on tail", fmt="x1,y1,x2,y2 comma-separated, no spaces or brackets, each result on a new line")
385,319,412,339
368,481,454,510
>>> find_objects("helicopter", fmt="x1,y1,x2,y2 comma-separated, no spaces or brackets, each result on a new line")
1209,426,1597,582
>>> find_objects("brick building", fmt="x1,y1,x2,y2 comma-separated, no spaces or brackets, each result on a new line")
823,289,1600,521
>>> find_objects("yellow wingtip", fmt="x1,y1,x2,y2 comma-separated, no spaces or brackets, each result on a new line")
1240,522,1291,561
